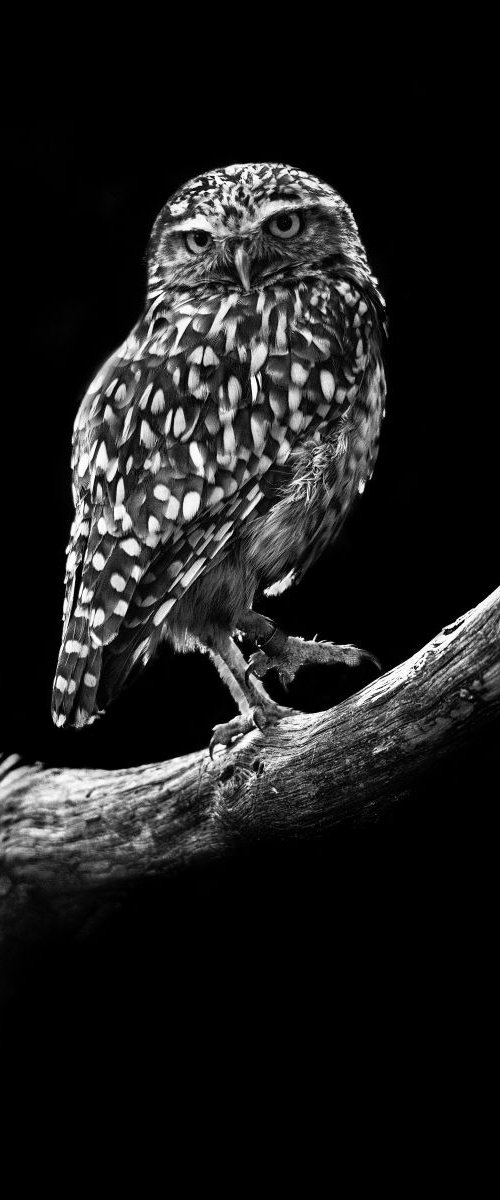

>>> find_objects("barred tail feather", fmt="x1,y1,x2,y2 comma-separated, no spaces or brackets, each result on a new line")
52,615,103,728
52,514,151,726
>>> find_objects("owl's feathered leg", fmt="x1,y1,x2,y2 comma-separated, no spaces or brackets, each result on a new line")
240,611,381,688
208,635,292,756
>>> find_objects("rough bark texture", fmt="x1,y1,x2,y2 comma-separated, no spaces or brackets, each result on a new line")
1,587,499,952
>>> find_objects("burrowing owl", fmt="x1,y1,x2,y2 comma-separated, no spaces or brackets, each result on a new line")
52,163,386,750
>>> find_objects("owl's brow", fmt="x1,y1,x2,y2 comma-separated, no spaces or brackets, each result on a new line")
165,215,215,236
257,199,325,221
165,200,336,239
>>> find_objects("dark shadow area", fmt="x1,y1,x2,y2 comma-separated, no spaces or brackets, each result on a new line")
2,726,497,1051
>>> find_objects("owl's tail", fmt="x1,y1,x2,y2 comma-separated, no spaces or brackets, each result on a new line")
52,601,163,727
52,491,157,727
51,610,104,728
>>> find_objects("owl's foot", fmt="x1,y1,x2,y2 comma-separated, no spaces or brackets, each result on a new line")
209,697,293,757
246,635,381,689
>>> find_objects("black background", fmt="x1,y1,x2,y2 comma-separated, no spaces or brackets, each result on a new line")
1,80,498,1062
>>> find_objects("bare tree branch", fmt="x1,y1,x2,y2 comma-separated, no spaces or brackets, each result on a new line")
1,587,499,951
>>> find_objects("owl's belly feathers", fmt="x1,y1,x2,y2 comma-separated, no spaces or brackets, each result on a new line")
244,355,385,592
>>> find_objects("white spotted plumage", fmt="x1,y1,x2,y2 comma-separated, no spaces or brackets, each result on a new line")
52,162,386,727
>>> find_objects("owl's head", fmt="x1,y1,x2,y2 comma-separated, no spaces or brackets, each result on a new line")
147,163,372,297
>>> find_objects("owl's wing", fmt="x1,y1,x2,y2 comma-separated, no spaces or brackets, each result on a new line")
53,282,380,725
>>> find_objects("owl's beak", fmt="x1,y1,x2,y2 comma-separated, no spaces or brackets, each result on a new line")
233,243,252,291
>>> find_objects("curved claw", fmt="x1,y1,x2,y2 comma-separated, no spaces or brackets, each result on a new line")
209,735,221,760
209,709,263,758
347,646,382,673
245,655,266,686
317,641,382,673
209,728,235,758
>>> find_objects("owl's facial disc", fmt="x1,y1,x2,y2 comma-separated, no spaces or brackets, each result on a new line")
165,205,310,291
150,196,365,299
147,163,371,297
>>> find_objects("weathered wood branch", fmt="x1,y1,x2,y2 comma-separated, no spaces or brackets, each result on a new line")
1,587,499,951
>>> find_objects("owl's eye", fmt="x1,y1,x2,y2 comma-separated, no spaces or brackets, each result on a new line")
184,229,213,255
267,211,302,239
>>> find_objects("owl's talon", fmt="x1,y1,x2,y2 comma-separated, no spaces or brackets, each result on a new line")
245,636,381,686
209,708,263,757
245,652,271,685
209,696,294,756
318,640,382,672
